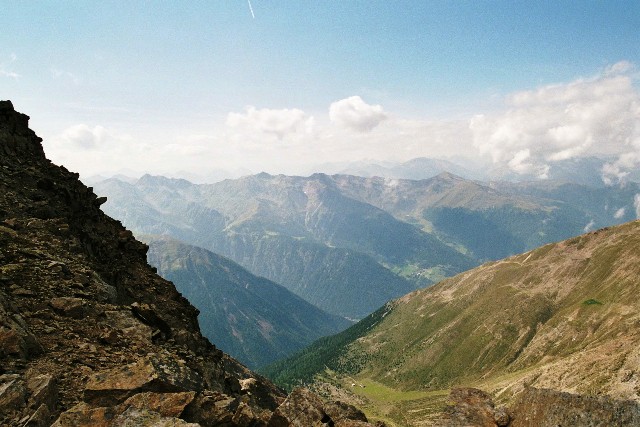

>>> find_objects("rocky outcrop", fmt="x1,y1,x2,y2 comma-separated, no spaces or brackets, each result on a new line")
0,100,373,426
440,386,640,427
440,388,510,427
267,388,378,427
509,387,640,426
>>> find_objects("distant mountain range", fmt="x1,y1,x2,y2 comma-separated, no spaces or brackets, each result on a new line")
332,172,639,261
95,171,639,320
85,155,640,187
145,236,350,369
94,173,475,319
263,219,640,425
314,155,640,187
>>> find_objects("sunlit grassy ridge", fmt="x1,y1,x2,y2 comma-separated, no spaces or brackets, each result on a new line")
264,220,640,426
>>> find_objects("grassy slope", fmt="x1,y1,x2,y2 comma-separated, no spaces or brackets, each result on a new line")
264,220,640,425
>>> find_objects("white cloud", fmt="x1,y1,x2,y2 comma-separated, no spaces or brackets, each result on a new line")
51,67,80,84
329,96,387,132
602,150,640,185
583,219,596,232
0,53,20,79
614,207,626,219
54,124,110,150
470,61,640,181
226,106,314,139
635,194,640,219
604,60,633,76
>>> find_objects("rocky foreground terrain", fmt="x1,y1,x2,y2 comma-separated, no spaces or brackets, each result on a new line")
0,100,380,426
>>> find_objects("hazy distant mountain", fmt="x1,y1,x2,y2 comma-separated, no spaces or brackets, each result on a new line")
264,220,640,424
486,156,640,187
96,171,638,318
312,155,640,188
95,173,471,319
314,157,478,180
332,172,639,261
145,236,351,368
491,179,640,225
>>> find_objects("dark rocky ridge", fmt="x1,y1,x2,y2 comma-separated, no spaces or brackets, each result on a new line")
0,100,379,426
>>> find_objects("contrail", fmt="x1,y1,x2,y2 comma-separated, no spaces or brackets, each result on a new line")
247,0,255,18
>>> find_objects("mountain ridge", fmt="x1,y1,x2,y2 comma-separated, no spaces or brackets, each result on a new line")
263,219,640,425
145,236,351,369
94,172,474,318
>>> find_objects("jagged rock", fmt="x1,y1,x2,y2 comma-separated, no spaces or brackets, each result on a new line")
494,406,510,427
122,391,196,418
509,387,640,426
440,387,505,427
103,310,153,344
266,387,377,427
267,387,329,427
181,391,236,425
112,406,200,426
26,374,57,411
49,297,86,318
84,355,204,406
54,397,201,427
0,374,26,413
130,302,171,338
51,402,122,427
231,400,259,426
325,400,369,423
0,293,42,359
0,327,26,356
23,402,53,427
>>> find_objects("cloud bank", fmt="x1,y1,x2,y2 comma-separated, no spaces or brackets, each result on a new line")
470,61,640,182
42,61,640,183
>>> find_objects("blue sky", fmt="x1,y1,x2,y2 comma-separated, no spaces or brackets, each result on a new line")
1,1,639,180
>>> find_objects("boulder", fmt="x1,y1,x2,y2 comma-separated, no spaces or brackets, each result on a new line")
267,387,331,427
111,406,200,426
122,391,196,418
53,395,201,427
440,387,505,427
0,295,42,359
52,402,127,427
84,355,204,406
181,391,272,426
104,310,153,344
509,387,640,426
0,374,26,413
50,297,86,318
325,400,369,423
27,373,57,411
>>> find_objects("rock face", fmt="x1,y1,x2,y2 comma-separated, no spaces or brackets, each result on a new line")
441,387,640,427
440,388,510,427
267,388,375,427
0,100,375,426
509,387,640,427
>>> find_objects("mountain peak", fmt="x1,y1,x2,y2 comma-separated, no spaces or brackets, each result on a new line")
432,171,465,181
0,100,46,160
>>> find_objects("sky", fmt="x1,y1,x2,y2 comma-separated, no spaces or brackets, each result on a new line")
1,1,639,182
